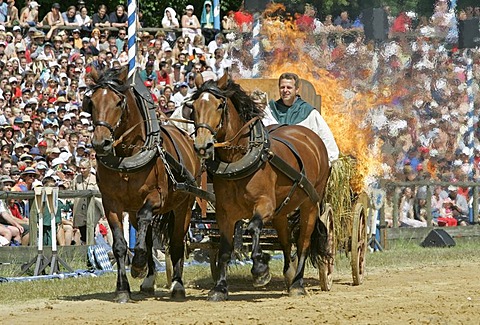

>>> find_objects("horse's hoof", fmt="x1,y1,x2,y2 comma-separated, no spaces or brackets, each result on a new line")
131,265,147,279
207,289,228,302
207,285,228,302
140,285,155,295
252,270,272,288
114,291,131,303
289,285,307,297
170,280,186,300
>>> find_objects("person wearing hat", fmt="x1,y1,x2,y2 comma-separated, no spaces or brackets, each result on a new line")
43,107,58,128
172,81,190,109
44,3,64,41
181,4,201,42
80,35,99,57
161,7,179,46
19,1,40,29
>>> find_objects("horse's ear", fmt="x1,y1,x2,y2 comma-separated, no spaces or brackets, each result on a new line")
195,72,204,88
217,71,228,89
118,66,129,82
89,65,99,83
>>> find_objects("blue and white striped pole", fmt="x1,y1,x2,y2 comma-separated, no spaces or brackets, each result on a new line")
213,0,220,30
251,13,261,78
466,49,475,179
446,0,458,44
127,0,137,82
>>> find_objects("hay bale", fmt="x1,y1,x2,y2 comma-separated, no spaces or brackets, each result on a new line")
323,155,356,249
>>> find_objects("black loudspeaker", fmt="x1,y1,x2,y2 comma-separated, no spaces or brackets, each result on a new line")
458,18,480,49
244,0,270,12
361,8,388,41
420,229,456,248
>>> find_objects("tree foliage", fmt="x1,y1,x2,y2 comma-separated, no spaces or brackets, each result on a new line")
34,0,479,29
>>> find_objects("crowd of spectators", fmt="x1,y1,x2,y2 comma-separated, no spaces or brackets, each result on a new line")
0,0,479,246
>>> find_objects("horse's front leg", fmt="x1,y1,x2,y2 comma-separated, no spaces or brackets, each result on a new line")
208,209,236,301
247,213,271,287
106,209,131,303
131,201,153,279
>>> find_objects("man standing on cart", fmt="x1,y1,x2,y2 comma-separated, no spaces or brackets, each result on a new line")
261,72,339,165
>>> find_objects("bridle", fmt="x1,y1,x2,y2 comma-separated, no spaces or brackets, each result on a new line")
193,90,227,138
89,81,128,140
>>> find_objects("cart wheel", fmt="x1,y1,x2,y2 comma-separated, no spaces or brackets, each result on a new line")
318,204,335,291
165,248,173,287
209,248,220,283
351,202,367,286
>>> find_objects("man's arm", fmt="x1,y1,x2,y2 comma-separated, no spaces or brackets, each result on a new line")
1,211,24,234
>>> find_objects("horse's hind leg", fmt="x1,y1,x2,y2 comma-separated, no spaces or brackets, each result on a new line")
168,202,193,300
247,213,271,287
131,202,153,279
289,204,318,296
140,224,156,294
272,216,295,289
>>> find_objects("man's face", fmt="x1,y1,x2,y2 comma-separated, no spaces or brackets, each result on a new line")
279,78,298,106
180,86,188,95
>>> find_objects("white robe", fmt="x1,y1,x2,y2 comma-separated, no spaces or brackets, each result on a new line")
262,104,340,164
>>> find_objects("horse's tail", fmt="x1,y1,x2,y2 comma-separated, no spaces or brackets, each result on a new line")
308,212,329,267
152,211,175,247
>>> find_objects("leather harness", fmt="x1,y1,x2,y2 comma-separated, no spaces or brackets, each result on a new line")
91,72,214,202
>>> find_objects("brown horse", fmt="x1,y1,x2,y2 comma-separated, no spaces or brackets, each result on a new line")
85,66,200,303
191,74,331,301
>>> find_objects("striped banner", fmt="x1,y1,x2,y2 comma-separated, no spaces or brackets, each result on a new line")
127,0,137,81
466,50,475,179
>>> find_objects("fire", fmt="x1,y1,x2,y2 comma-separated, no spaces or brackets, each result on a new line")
255,4,384,193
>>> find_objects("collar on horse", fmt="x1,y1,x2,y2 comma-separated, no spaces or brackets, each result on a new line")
95,72,161,173
205,118,270,180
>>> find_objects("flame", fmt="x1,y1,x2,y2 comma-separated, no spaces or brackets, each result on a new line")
252,4,386,192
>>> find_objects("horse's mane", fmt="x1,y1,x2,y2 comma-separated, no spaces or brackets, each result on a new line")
193,79,264,122
95,67,129,92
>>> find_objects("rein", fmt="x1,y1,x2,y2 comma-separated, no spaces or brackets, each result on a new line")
214,116,260,148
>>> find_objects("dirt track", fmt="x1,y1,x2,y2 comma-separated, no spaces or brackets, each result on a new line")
2,258,479,325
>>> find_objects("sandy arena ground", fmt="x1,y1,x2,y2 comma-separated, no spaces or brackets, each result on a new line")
2,260,479,324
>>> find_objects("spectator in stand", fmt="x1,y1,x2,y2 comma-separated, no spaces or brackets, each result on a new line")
200,0,217,44
75,5,91,29
109,5,127,29
115,28,127,54
156,61,171,89
162,7,179,47
209,48,231,80
62,5,78,27
80,37,99,57
91,4,110,28
19,0,40,28
399,187,426,227
43,3,64,41
172,82,189,108
5,0,19,27
207,33,225,58
447,185,469,226
333,10,352,29
182,4,201,43
72,158,102,244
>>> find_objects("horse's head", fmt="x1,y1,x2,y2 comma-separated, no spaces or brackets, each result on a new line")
191,73,229,159
84,66,129,156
